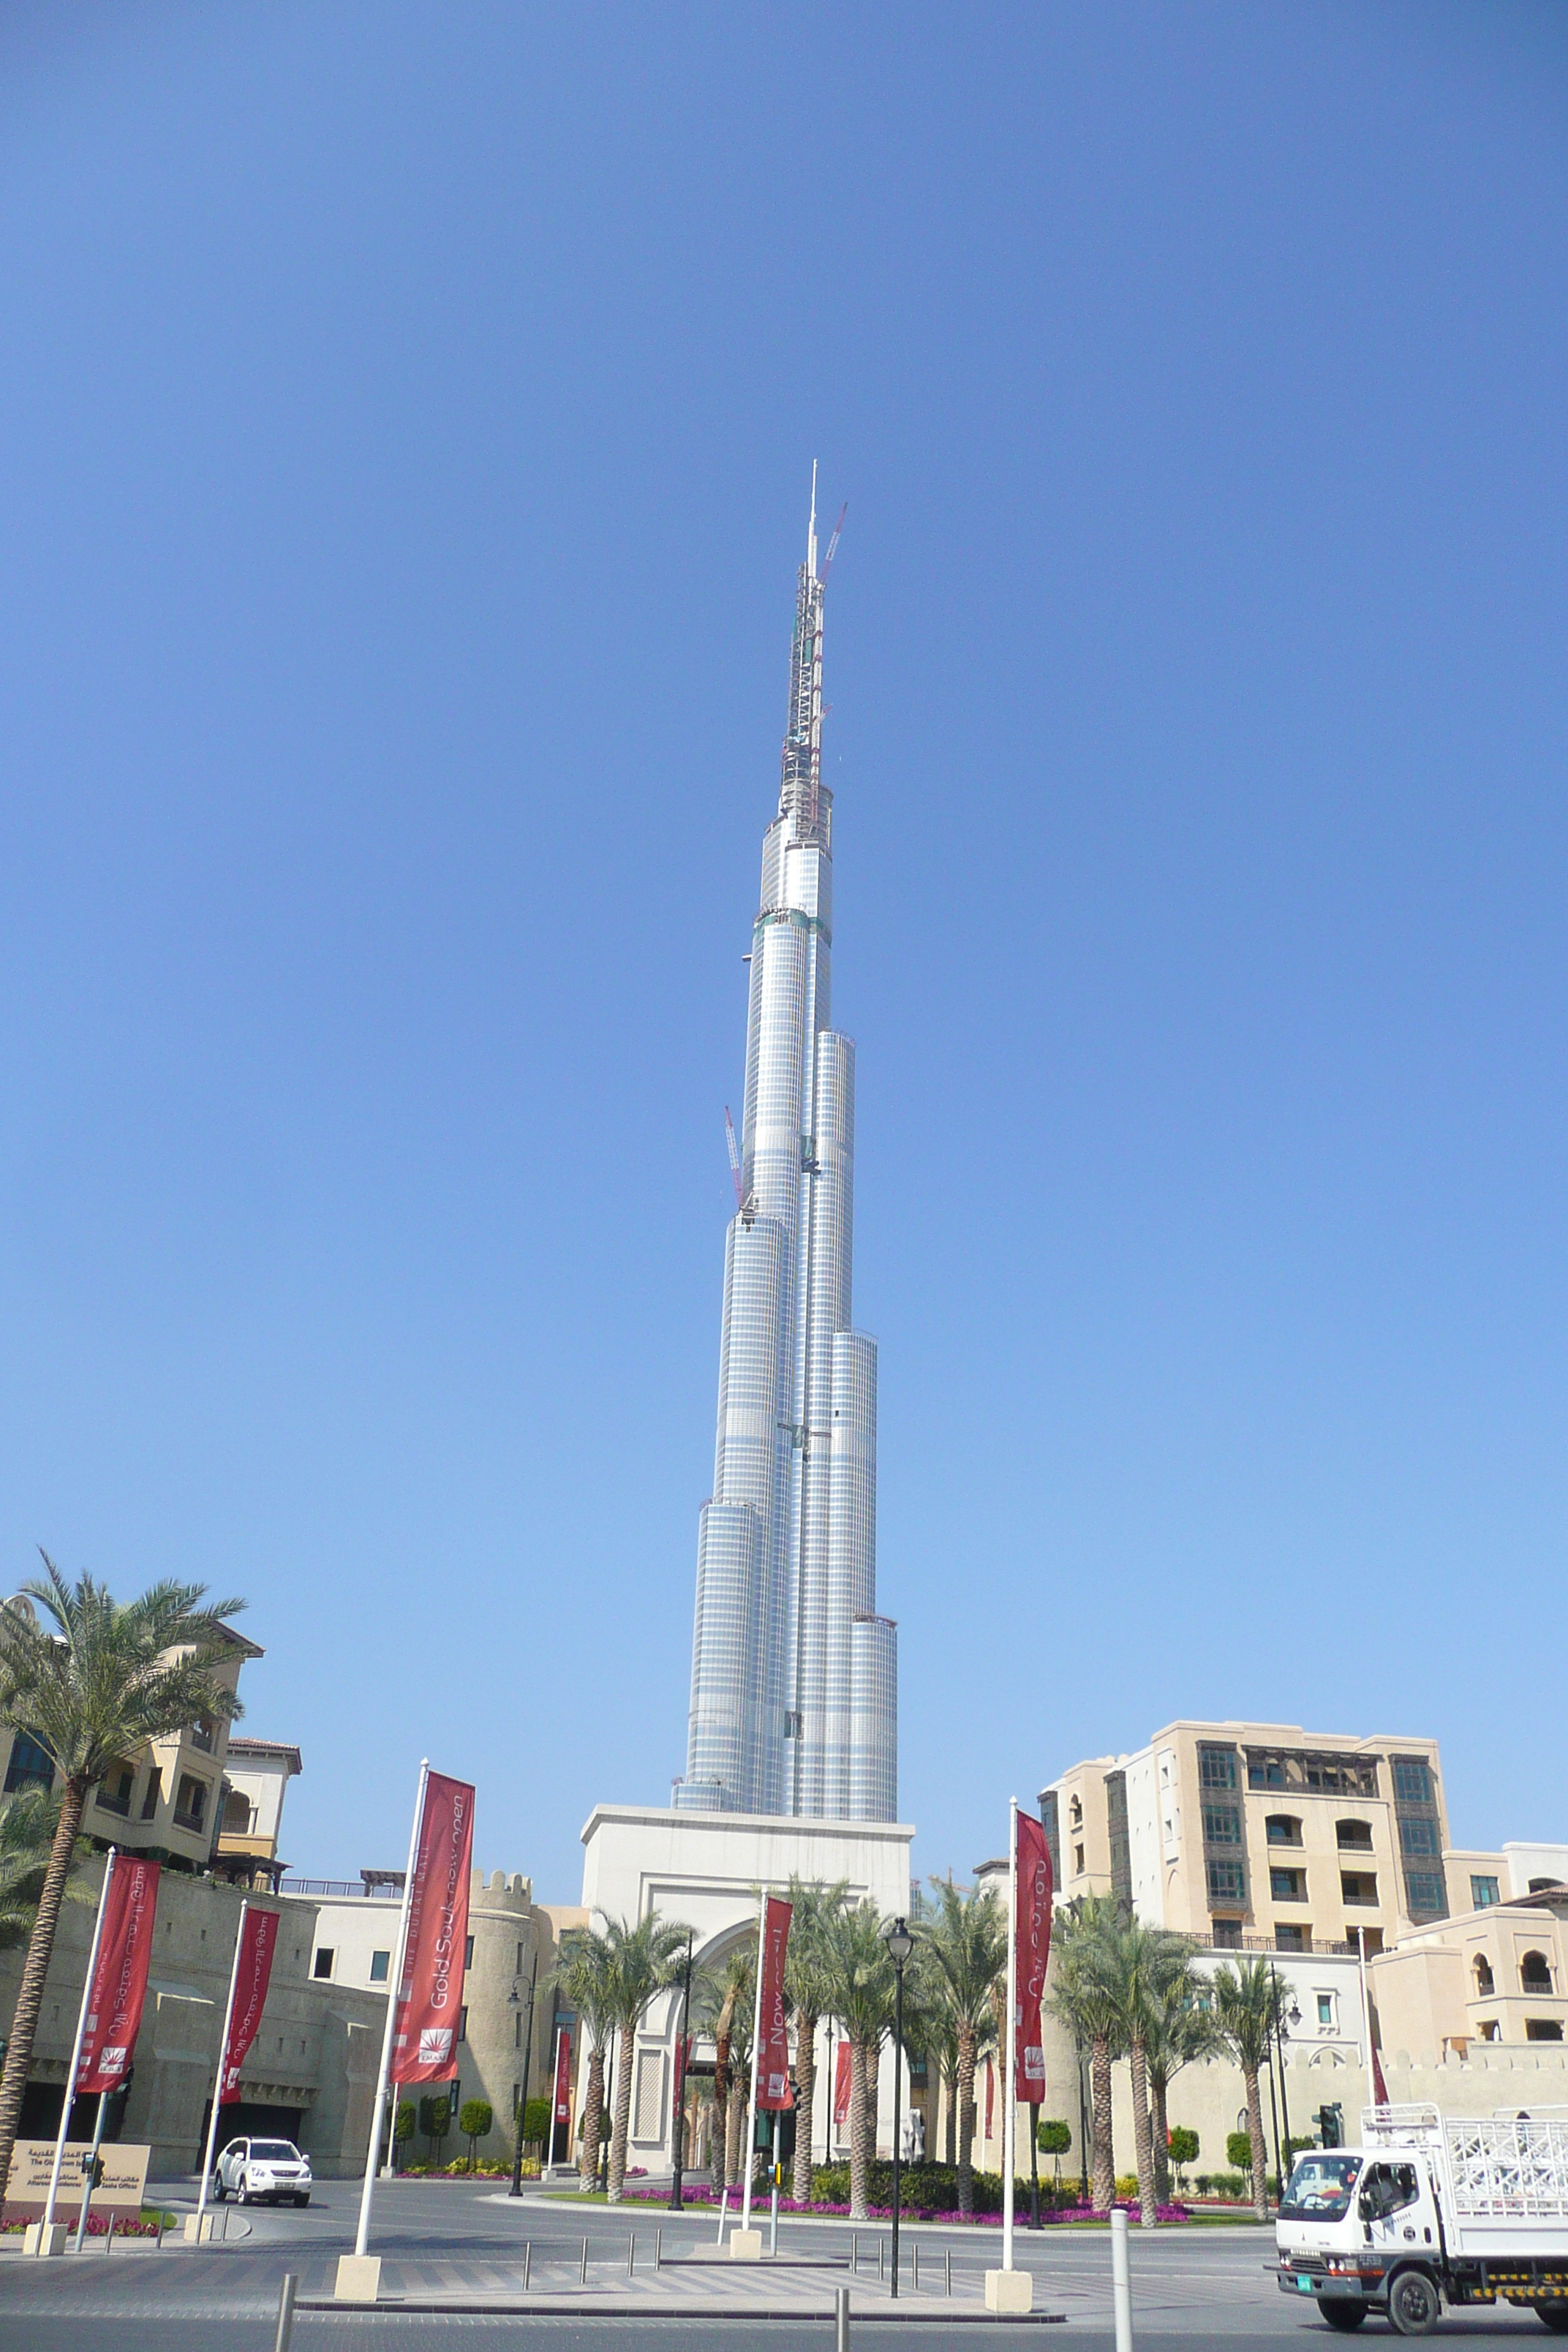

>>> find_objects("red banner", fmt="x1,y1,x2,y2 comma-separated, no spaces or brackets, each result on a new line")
1014,1807,1053,2102
391,1770,475,2085
832,2040,851,2133
554,2027,573,2123
755,1896,792,2109
76,1856,160,2096
220,1907,280,2103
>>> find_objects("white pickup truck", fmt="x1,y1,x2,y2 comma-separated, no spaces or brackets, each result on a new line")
1275,2103,1568,2335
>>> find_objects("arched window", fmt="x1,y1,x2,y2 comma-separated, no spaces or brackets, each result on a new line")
1473,1955,1495,1997
1336,1820,1373,1852
1068,1795,1082,1829
1265,1815,1303,1847
1520,1950,1554,1994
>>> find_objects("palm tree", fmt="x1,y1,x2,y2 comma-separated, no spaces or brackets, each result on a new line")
916,1875,1005,2217
817,1900,896,2219
0,1561,246,2198
1211,1956,1275,2218
1144,1963,1220,2201
0,1789,86,1950
552,1926,619,2190
597,1912,691,2202
695,1938,755,2191
783,1875,849,2207
1097,1916,1193,2227
1047,1895,1124,2215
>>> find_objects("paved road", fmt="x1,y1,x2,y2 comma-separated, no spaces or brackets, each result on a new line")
0,2179,1553,2347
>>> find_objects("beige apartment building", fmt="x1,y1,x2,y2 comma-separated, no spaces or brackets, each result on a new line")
1043,1719,1451,1956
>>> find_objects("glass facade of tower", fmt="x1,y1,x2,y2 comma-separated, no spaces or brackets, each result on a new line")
674,517,897,1822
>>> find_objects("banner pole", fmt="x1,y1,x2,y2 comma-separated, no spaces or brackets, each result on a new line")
196,1900,249,2227
740,1886,766,2234
545,2024,562,2170
41,1848,117,2239
353,1759,427,2261
1003,1799,1017,2273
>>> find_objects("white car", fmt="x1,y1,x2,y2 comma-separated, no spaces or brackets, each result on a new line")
214,2136,312,2206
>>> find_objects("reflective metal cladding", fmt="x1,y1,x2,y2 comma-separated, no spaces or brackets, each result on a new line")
673,487,897,1823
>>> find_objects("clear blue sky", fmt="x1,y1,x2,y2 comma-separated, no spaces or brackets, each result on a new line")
3,3,1566,1900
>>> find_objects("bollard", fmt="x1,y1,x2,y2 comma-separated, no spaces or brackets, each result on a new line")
524,2242,532,2291
104,2215,115,2256
628,2232,635,2278
655,2225,662,2271
1111,2207,1133,2352
851,2231,858,2274
274,2272,298,2352
878,2236,884,2283
834,2283,851,2351
581,2234,589,2283
156,2214,164,2252
913,2242,919,2295
946,2247,951,2298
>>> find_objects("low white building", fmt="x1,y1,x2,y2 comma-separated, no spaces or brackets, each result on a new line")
577,1801,914,2176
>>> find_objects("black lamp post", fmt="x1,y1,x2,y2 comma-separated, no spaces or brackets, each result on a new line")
880,1915,913,2300
670,1929,695,2212
508,1940,541,2198
1271,1967,1300,2179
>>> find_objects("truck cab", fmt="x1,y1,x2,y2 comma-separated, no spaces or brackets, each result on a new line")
1277,2146,1445,2334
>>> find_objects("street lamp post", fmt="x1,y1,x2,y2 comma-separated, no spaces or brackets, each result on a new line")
880,1915,913,2301
1270,1967,1300,2179
670,1929,694,2212
509,1939,542,2199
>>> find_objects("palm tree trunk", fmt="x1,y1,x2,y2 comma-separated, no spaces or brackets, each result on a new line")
1128,2031,1156,2228
1090,2034,1115,2215
943,2062,956,2166
1245,2063,1267,2218
0,1782,87,2202
607,2027,635,2202
791,2010,817,2207
725,2075,745,2187
955,2023,976,2217
577,2046,605,2190
848,2037,870,2219
711,2032,730,2194
1150,2069,1171,2203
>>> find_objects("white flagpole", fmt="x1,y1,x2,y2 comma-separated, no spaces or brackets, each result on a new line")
40,1848,116,2240
195,1900,249,2228
353,1759,428,2261
1003,1798,1018,2273
544,2024,562,2169
740,1885,766,2234
1357,1926,1373,2100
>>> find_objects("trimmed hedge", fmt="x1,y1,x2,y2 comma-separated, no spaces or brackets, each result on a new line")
808,2163,1084,2216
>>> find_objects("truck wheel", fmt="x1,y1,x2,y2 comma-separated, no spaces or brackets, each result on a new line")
1387,2269,1441,2337
1318,2304,1368,2332
1534,2313,1568,2334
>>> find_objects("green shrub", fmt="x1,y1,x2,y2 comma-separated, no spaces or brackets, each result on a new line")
807,2162,1085,2215
1167,2127,1199,2182
522,2096,551,2145
1036,2119,1073,2157
1226,2130,1254,2172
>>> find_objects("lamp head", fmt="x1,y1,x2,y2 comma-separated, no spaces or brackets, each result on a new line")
881,1915,914,1966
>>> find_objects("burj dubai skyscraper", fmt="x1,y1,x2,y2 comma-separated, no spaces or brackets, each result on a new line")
674,482,897,1823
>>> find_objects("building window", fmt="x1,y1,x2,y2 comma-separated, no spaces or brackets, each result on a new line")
1207,1858,1245,1905
313,1949,334,1979
465,1935,475,1971
1392,1757,1432,1806
190,1717,216,1753
1265,1816,1303,1847
1270,1867,1306,1902
140,1767,162,1821
173,1774,208,1830
1529,1877,1559,1895
459,2006,469,2044
1275,1923,1308,1953
1404,1871,1447,1917
514,2010,521,2047
1341,1872,1378,1906
96,1763,135,1818
1068,1795,1082,1828
1471,1876,1501,1909
1248,1756,1289,1790
1316,1994,1335,2028
1211,1918,1243,1948
1073,1844,1085,1875
222,1790,252,1833
4,1733,55,1794
1398,1816,1440,1858
1479,2020,1499,2041
1337,1820,1373,1852
369,1950,390,1984
1526,2020,1564,2041
1199,1746,1237,1792
1202,1804,1242,1846
1474,1956,1494,1996
1520,1951,1554,1994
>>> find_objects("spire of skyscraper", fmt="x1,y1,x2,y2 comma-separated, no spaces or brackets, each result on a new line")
673,484,897,1823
